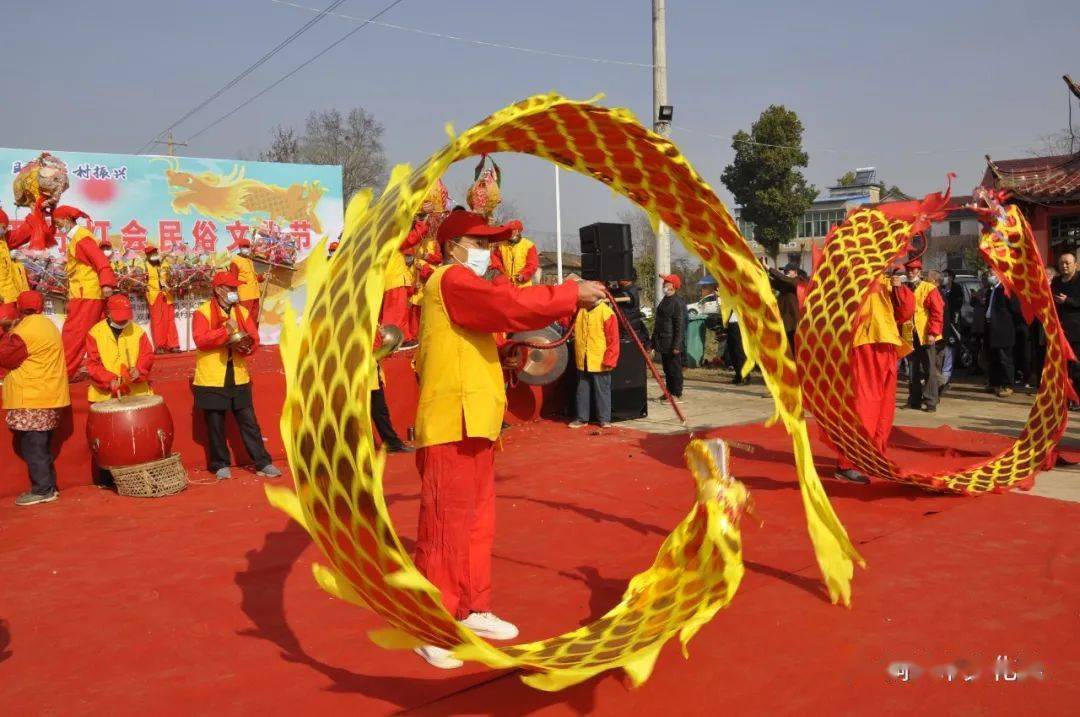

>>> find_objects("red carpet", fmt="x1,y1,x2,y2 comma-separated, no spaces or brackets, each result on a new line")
1,415,1077,714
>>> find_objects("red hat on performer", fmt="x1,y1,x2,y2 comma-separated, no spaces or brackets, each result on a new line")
659,273,681,290
16,291,44,315
106,294,134,322
904,258,923,270
235,237,252,249
0,207,9,229
144,245,159,255
435,209,515,247
328,241,339,252
507,219,524,232
100,238,113,250
52,205,90,223
211,271,241,288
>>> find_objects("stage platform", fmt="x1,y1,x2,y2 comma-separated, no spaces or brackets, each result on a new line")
1,412,1077,714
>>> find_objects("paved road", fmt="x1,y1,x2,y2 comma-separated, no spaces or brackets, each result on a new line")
620,369,1080,503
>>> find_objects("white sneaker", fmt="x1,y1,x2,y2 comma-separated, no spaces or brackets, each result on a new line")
459,612,519,641
414,645,463,669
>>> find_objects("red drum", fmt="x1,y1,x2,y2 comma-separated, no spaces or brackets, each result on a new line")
86,394,175,469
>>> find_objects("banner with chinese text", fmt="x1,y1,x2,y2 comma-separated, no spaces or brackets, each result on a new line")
1,147,344,347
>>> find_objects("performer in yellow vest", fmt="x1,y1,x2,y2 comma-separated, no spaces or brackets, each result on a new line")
568,300,620,428
834,269,915,484
490,220,540,286
53,205,117,379
192,271,280,480
0,291,70,506
900,258,945,412
144,245,180,353
228,237,264,325
411,209,604,669
0,207,22,320
84,295,154,403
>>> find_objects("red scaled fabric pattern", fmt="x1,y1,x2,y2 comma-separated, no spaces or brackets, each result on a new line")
149,296,180,351
837,343,900,471
413,436,496,619
61,299,105,377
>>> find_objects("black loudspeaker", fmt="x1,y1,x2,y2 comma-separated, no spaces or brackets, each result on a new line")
610,335,647,422
579,222,633,282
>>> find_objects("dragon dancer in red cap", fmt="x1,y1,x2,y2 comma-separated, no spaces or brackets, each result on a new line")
53,205,118,379
901,257,945,412
144,245,180,353
411,208,605,669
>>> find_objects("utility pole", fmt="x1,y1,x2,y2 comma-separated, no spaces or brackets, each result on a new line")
652,0,672,305
151,131,188,157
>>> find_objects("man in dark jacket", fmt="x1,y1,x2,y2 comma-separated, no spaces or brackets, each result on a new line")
937,269,965,389
984,272,1023,397
1051,252,1080,408
652,274,687,400
610,270,649,347
766,262,804,350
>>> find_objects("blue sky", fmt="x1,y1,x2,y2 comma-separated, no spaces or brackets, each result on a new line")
2,0,1077,255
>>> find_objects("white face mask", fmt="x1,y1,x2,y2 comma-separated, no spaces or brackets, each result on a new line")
108,320,128,331
103,250,113,259
238,249,251,258
224,290,240,305
454,242,490,276
9,251,21,261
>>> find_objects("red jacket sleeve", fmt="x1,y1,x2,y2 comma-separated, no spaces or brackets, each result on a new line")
440,265,578,333
892,285,916,324
137,333,154,376
925,289,945,337
0,332,29,369
489,248,508,277
602,312,620,368
193,308,229,350
522,244,540,279
238,305,260,350
401,220,428,251
84,333,118,389
75,237,117,287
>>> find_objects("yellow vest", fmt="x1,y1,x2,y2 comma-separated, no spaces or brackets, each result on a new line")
415,265,505,448
146,261,173,304
86,320,154,403
384,249,412,291
573,302,615,372
495,238,536,286
231,255,260,302
11,262,29,295
909,281,936,342
67,227,105,300
853,282,903,348
2,314,70,409
193,301,253,387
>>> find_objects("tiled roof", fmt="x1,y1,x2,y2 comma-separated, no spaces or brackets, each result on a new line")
981,152,1080,203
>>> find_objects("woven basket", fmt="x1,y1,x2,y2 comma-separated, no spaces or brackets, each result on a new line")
110,453,188,498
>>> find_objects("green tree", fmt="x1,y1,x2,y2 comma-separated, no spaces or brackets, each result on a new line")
721,105,816,259
836,171,856,186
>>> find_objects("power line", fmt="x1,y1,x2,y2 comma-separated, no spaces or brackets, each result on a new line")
272,0,653,68
185,0,407,143
134,0,350,154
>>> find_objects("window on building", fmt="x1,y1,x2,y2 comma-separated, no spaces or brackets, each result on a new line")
803,220,812,237
817,219,828,236
949,220,962,236
1050,215,1080,248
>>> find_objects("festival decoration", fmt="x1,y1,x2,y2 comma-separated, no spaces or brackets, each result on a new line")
115,262,149,293
12,152,68,208
267,94,861,690
24,256,67,297
252,223,299,268
799,186,1070,492
466,155,501,216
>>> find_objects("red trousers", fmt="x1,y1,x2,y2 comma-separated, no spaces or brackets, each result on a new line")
414,437,495,619
379,287,413,340
149,296,180,351
240,299,260,326
62,298,105,377
838,343,899,470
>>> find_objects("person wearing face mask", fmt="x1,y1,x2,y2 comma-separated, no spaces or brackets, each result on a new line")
0,291,70,506
411,209,605,669
99,238,119,271
144,245,180,353
192,272,281,480
937,269,964,391
652,274,687,402
0,207,22,320
983,270,1022,397
228,237,265,325
490,220,539,287
53,205,117,379
84,294,154,403
899,258,944,412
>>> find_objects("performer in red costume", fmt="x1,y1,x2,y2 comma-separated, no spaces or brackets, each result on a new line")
7,196,57,251
411,209,605,669
379,216,428,345
0,208,20,321
54,205,117,379
835,268,915,484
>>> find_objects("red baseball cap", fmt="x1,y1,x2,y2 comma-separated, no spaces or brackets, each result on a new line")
17,291,44,314
328,241,339,252
904,258,923,270
212,271,241,288
435,209,515,247
235,237,252,249
144,245,159,255
659,273,682,291
52,205,90,223
106,294,133,322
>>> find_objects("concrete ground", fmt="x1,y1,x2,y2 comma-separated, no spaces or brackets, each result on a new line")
622,367,1080,503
